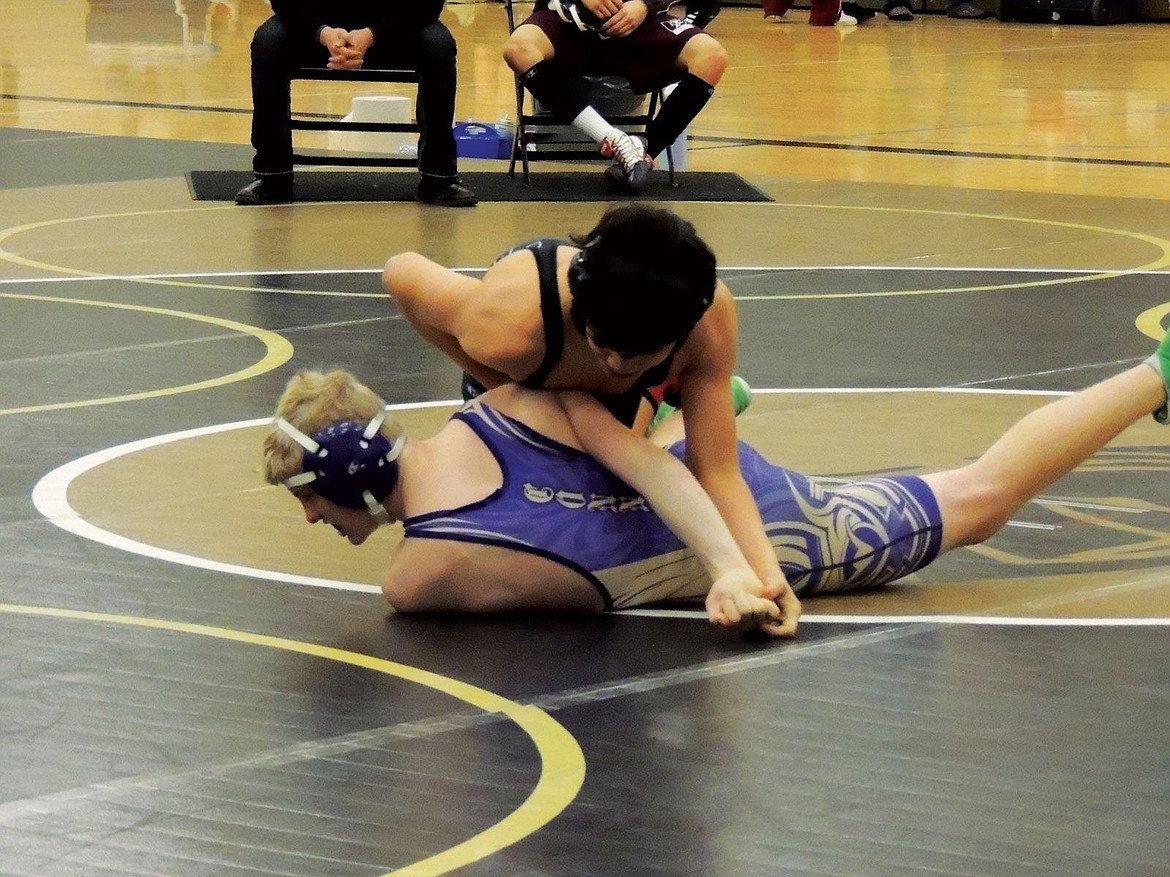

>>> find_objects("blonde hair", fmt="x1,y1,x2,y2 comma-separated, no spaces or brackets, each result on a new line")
261,369,402,487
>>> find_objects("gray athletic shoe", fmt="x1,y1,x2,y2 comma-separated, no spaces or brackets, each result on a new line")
601,133,652,191
947,1,993,17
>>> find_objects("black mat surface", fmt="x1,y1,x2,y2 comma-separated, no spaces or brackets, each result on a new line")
186,169,772,203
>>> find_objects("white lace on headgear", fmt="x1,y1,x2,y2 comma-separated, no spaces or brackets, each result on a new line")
275,413,403,526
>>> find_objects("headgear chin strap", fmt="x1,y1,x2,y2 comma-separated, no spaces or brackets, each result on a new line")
275,413,404,526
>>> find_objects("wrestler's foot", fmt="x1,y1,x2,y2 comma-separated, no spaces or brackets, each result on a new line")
649,376,752,433
1145,328,1170,423
601,132,652,191
648,398,678,433
730,375,752,417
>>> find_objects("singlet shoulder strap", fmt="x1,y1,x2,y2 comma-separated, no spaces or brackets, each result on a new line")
517,241,567,389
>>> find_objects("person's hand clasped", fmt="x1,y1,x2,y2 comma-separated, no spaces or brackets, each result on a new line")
345,27,375,57
706,571,800,638
762,577,801,638
320,27,371,70
584,0,625,20
601,0,649,37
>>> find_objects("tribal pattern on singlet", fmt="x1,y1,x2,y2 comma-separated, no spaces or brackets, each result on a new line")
402,401,945,609
496,238,679,427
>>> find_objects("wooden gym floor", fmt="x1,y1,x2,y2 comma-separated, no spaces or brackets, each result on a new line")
1,1,1169,875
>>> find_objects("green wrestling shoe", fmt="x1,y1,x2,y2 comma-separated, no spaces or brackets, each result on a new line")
649,376,752,433
648,400,677,433
730,375,752,417
1146,328,1170,423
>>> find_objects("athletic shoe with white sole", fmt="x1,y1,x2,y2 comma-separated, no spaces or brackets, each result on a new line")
601,132,653,191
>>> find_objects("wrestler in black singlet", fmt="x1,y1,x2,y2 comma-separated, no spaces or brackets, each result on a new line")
461,238,682,426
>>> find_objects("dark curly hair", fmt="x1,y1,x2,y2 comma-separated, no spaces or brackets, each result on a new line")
567,205,717,355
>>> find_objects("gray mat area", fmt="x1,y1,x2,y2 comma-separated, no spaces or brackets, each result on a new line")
0,127,252,189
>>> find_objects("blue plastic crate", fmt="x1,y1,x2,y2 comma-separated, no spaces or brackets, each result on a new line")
454,122,510,160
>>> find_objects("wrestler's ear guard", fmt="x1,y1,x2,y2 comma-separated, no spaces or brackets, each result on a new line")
275,413,403,526
566,237,602,336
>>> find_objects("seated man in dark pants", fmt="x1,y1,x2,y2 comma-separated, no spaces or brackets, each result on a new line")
503,0,728,192
237,0,477,208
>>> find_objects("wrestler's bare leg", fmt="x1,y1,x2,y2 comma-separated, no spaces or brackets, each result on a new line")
924,363,1167,552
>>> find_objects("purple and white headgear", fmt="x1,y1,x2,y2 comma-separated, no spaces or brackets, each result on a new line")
275,413,404,525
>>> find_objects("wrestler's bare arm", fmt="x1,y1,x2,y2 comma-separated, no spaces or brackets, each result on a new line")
381,251,534,390
382,537,604,613
560,390,799,636
673,285,801,632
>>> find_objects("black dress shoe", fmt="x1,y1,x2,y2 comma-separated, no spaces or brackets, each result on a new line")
416,178,478,207
235,175,294,205
842,2,877,21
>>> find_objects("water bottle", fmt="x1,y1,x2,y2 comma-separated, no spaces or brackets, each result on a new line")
494,115,516,141
494,115,516,159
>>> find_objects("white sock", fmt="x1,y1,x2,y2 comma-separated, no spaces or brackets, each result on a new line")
571,107,617,145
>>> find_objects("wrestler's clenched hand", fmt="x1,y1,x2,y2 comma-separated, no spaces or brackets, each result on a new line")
706,572,800,637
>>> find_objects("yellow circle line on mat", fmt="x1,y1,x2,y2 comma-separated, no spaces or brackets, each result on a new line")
1136,301,1170,341
0,603,586,877
0,205,366,296
0,291,293,416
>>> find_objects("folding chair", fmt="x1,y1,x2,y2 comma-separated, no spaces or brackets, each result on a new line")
502,0,679,185
289,67,423,169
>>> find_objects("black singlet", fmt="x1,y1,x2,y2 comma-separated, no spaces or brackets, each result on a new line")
505,238,679,426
